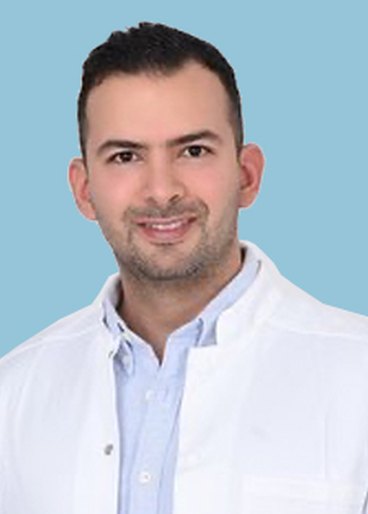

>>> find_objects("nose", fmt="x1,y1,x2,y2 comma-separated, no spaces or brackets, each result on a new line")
142,157,187,207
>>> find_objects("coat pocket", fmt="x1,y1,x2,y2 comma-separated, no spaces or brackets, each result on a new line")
241,476,367,514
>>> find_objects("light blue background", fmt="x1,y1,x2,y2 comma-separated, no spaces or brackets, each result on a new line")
1,1,367,357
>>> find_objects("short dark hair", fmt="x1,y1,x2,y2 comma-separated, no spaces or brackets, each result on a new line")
78,22,244,159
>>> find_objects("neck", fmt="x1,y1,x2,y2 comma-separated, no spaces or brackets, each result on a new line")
117,246,243,361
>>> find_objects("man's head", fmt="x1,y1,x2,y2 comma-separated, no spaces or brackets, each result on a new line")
69,23,264,287
77,22,243,160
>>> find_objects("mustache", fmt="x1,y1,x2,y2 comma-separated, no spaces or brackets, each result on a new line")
124,200,209,220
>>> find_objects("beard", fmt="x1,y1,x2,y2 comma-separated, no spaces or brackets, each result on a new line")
94,197,239,284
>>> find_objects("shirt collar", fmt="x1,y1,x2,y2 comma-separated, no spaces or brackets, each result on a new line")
192,246,259,346
102,244,260,350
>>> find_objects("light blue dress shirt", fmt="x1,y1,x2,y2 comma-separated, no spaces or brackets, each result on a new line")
103,247,260,514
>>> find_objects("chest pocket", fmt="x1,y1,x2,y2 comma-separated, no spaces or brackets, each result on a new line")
241,476,367,514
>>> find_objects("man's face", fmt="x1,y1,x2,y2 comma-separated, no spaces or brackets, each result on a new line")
70,62,263,283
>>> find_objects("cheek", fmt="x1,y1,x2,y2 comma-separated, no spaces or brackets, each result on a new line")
187,171,240,212
88,172,138,214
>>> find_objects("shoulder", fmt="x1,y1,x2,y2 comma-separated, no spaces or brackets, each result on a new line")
231,243,368,391
0,304,103,382
240,244,368,399
243,241,368,342
0,273,119,379
272,276,368,343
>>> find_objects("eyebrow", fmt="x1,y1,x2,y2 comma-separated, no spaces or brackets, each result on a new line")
96,139,145,156
167,130,223,147
96,129,222,157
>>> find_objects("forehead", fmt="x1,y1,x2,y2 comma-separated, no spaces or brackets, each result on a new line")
85,62,234,145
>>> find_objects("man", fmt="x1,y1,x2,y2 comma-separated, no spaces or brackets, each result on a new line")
1,22,368,514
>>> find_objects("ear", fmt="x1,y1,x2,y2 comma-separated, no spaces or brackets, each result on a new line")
68,158,97,220
238,143,265,208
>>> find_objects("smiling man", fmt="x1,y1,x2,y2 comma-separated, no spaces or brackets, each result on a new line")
70,58,262,360
1,22,368,514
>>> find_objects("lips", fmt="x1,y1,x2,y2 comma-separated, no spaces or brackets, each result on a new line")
135,216,196,243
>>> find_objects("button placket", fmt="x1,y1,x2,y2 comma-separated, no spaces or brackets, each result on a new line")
120,339,134,375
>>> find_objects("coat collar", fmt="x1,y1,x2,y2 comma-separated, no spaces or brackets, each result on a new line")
91,241,286,352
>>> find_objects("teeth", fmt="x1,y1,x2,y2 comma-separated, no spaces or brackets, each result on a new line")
147,220,186,230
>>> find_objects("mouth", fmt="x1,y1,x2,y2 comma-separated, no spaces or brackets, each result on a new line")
135,216,197,243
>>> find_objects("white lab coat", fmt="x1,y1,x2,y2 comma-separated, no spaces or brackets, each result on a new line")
1,242,368,514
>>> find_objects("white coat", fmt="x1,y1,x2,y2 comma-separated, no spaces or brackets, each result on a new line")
1,242,368,514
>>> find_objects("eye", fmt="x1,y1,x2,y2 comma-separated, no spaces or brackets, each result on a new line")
182,145,210,158
108,150,140,164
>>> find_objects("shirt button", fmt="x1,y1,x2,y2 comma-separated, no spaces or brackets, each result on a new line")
144,389,154,402
138,471,152,484
104,443,114,455
122,354,131,368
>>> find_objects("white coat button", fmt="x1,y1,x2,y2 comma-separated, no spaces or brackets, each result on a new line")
104,444,114,455
138,471,152,484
